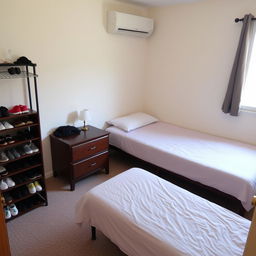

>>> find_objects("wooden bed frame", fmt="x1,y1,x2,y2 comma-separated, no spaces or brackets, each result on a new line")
110,145,246,216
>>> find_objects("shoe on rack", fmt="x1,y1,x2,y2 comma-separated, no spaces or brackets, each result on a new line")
10,148,20,159
4,207,11,219
29,143,39,153
2,121,14,129
34,181,42,191
5,177,15,187
0,106,9,117
27,183,36,194
7,67,16,75
9,105,22,115
0,165,6,172
0,166,8,177
5,135,15,144
15,67,21,75
14,121,26,128
16,146,26,156
27,171,36,180
0,122,5,131
34,171,41,178
23,144,33,155
9,204,18,216
0,179,8,190
27,170,41,180
0,151,9,162
25,120,33,125
4,193,13,204
0,136,7,146
19,105,29,113
6,150,15,161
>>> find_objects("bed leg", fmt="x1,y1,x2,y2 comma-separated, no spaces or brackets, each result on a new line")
91,226,96,240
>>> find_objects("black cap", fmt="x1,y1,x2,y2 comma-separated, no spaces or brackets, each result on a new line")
14,56,33,65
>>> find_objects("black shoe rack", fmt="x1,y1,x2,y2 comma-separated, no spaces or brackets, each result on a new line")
0,63,48,222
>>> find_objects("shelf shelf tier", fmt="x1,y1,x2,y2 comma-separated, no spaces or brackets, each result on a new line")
0,64,39,112
0,71,38,80
0,63,36,67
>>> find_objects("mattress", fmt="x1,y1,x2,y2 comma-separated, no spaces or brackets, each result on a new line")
106,122,256,211
75,168,250,256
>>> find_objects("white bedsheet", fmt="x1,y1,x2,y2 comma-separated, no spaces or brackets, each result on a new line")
106,122,256,211
75,168,250,256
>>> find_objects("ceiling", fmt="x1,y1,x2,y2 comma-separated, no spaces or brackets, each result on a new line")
122,0,203,6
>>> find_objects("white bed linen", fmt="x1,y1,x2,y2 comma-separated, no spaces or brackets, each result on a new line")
75,168,250,256
106,122,256,211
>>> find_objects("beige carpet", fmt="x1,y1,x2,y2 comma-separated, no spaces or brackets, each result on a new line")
6,151,253,256
7,152,132,256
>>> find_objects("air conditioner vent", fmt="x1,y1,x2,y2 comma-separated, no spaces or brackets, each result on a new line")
108,11,154,38
117,28,149,34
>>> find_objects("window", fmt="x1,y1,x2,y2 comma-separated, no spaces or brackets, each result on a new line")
240,24,256,111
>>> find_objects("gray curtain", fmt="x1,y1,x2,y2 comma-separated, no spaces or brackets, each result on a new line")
222,14,255,116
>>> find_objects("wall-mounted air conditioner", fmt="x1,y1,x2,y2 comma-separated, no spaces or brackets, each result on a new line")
107,11,154,38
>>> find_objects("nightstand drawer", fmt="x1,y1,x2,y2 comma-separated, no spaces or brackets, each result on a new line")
73,152,108,178
72,136,108,162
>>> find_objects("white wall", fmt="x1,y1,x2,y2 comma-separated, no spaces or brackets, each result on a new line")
0,0,149,176
146,0,256,145
1,0,256,177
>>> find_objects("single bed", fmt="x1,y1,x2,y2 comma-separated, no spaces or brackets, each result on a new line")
106,122,256,212
75,168,250,256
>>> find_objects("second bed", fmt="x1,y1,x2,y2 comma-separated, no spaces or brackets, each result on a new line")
106,122,256,212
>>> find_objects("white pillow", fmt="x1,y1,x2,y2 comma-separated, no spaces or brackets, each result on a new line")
108,112,158,132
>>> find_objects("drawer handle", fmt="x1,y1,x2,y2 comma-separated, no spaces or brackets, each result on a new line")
90,162,97,167
89,146,97,151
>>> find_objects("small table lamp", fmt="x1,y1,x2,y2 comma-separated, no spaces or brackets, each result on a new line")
79,109,90,131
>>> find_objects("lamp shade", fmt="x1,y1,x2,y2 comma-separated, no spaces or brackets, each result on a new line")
79,109,91,124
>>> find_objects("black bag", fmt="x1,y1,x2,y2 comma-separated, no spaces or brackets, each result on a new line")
53,125,81,137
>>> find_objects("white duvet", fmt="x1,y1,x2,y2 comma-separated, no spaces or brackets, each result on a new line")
75,168,250,256
106,122,256,211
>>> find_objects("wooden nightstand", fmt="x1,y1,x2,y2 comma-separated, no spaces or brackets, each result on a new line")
50,125,109,191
